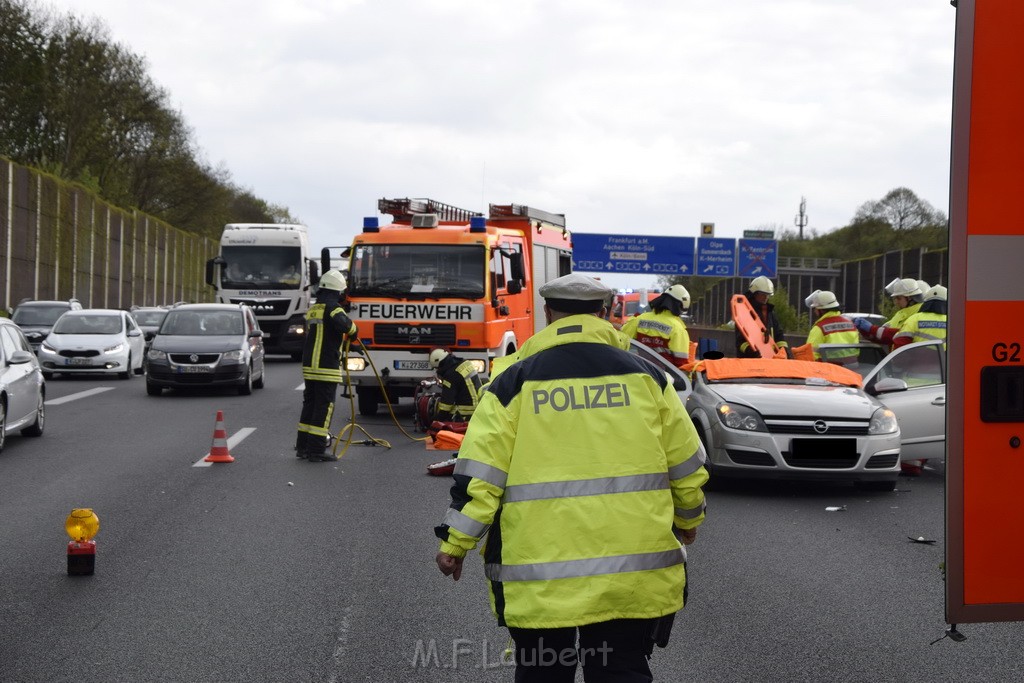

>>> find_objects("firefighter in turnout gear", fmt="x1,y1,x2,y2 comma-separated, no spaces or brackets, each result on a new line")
296,270,359,461
428,348,482,422
434,272,708,682
804,290,860,367
735,275,790,358
853,277,924,349
621,283,692,368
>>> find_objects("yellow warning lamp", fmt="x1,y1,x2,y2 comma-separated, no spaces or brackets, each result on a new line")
66,508,100,541
66,508,99,576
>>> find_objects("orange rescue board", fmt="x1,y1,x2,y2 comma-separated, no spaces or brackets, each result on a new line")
731,294,779,359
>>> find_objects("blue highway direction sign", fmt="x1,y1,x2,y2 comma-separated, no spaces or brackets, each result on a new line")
696,237,737,277
572,233,695,275
737,238,778,278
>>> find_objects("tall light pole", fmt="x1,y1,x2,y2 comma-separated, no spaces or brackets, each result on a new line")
795,196,808,240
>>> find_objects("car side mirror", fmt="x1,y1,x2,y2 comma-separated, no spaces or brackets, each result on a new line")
870,377,908,395
9,350,34,365
128,329,142,337
250,330,264,338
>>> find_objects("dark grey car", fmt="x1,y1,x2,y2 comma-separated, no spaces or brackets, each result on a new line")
144,304,266,396
10,299,83,352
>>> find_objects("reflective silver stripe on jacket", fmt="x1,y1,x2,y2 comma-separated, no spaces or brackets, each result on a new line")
675,499,706,520
443,507,489,539
503,473,669,504
484,547,684,582
453,458,508,489
668,449,705,480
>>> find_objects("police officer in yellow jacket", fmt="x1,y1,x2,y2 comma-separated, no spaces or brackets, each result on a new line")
428,348,482,422
621,284,691,368
434,273,708,682
296,270,358,461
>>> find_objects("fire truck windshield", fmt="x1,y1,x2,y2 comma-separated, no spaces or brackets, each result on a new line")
221,246,302,289
349,244,486,299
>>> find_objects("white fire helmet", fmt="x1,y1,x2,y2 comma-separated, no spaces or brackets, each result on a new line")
884,277,922,298
665,284,691,309
319,269,348,292
748,276,775,296
429,348,450,369
804,289,839,310
924,284,948,302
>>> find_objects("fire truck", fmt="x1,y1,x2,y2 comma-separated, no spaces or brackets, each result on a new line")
335,198,572,416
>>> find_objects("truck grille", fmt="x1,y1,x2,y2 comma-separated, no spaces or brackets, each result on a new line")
372,323,456,346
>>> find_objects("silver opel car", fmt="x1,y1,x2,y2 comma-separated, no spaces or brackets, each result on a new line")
686,356,902,491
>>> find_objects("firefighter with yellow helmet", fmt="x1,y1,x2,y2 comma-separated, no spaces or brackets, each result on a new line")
621,283,691,368
892,285,947,350
853,277,924,348
428,348,483,422
434,272,708,680
295,269,359,461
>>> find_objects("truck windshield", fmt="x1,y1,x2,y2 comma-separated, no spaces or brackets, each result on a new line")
221,246,302,289
348,244,486,299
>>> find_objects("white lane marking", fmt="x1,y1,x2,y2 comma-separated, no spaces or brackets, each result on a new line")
192,428,258,467
45,387,115,405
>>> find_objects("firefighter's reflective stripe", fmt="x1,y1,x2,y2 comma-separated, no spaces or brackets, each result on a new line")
485,548,684,583
435,314,707,629
453,458,508,489
302,303,356,383
443,507,489,539
894,312,947,345
298,401,334,437
503,473,669,504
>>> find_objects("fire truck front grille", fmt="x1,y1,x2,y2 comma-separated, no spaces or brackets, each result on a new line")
229,298,290,316
373,324,456,346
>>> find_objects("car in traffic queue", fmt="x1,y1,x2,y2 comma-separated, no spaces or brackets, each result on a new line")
0,317,46,453
686,355,903,491
37,309,145,380
9,298,83,353
129,305,170,351
144,303,266,396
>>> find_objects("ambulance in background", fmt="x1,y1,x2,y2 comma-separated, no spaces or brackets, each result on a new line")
205,223,319,359
331,198,572,416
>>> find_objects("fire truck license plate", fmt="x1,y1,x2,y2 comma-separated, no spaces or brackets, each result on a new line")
395,360,431,371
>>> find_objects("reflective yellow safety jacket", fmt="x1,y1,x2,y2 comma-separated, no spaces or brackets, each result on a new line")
301,299,358,383
435,314,708,629
621,310,691,368
893,311,947,349
806,311,860,365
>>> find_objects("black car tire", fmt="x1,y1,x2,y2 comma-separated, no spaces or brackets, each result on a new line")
21,393,44,437
0,401,6,453
119,354,133,380
238,366,253,395
42,371,54,380
856,479,897,492
253,366,265,389
357,387,379,416
146,381,162,396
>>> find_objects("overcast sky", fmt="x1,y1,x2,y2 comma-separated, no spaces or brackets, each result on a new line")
44,0,956,288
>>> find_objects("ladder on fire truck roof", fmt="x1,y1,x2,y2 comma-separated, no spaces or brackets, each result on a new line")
377,198,481,223
489,203,566,228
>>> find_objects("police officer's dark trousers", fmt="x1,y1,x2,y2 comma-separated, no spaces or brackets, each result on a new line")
508,618,656,683
298,379,338,456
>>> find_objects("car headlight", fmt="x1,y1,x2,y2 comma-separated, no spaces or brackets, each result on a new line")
716,402,767,432
222,350,244,361
869,407,899,435
103,343,125,354
147,349,167,361
468,359,487,374
41,342,57,353
287,323,305,335
346,357,366,372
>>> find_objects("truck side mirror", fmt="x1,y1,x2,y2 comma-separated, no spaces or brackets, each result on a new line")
509,252,525,281
205,256,225,287
308,260,320,288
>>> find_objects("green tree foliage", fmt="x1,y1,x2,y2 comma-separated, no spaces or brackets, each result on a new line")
0,0,290,235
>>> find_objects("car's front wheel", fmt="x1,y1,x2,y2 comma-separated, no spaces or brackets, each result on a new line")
119,354,133,380
238,366,253,395
21,392,44,437
146,381,162,396
0,401,7,454
253,365,265,390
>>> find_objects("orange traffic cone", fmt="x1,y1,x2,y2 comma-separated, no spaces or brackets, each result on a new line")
204,410,235,463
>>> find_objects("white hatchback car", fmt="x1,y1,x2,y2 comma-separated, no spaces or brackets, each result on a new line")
0,317,45,453
38,309,145,380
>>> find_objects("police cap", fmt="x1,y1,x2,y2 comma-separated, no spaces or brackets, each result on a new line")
539,273,614,314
